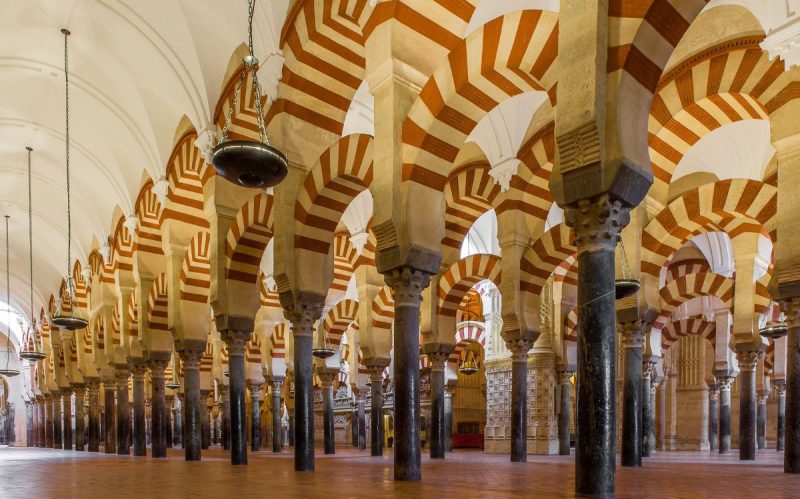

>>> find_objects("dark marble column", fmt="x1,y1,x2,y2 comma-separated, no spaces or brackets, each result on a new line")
567,196,629,498
358,391,367,451
131,366,147,456
73,385,85,451
52,394,62,448
287,411,294,447
384,268,429,481
427,351,449,459
719,376,733,453
204,389,214,450
179,348,203,461
785,299,800,472
248,383,262,452
287,301,323,472
44,395,53,448
444,385,454,452
62,389,73,450
30,401,37,447
367,366,386,456
272,378,284,453
222,330,250,465
149,360,168,458
171,398,181,448
37,398,46,448
708,384,719,452
620,323,643,467
351,402,358,448
86,382,100,452
777,383,786,452
647,381,657,456
657,378,667,451
25,401,33,447
641,364,655,458
737,351,759,461
757,392,768,450
319,372,336,455
116,370,131,455
558,371,572,455
103,381,116,453
507,339,530,462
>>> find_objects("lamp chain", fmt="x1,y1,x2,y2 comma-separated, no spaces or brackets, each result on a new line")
63,29,75,307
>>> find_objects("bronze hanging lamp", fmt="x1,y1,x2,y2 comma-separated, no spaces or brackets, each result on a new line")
759,321,788,340
458,349,478,376
312,322,335,359
210,0,288,188
19,147,46,362
615,238,640,300
0,216,20,377
51,29,87,331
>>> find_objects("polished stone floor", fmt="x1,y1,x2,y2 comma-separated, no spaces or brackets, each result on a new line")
0,446,795,498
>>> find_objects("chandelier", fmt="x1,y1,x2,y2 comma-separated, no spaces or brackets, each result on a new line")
51,28,87,331
0,216,20,377
19,147,46,362
615,238,640,300
210,0,288,189
459,350,479,376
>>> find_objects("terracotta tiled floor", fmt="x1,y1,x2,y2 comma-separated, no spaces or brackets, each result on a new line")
0,446,796,498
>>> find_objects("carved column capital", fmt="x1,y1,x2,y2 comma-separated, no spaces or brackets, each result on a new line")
317,371,336,389
708,384,719,401
775,382,787,396
285,302,323,337
86,381,100,394
735,350,761,372
221,330,252,356
131,365,148,381
366,364,387,384
718,376,735,391
757,392,770,405
271,377,285,393
384,267,431,308
147,359,168,379
427,351,451,372
506,339,530,362
178,349,203,370
115,369,131,385
564,193,630,253
557,370,574,385
247,383,263,400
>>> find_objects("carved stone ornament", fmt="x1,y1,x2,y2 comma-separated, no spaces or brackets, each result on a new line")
564,193,630,253
556,121,601,173
384,267,430,308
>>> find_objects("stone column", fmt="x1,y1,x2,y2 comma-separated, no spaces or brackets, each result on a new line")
103,381,116,453
558,371,573,455
271,378,284,453
566,195,629,497
718,376,734,453
222,330,250,465
179,347,203,461
86,382,100,452
367,365,386,457
44,395,53,448
507,339,530,462
25,401,33,447
205,389,215,450
777,382,786,452
318,371,336,455
351,401,358,448
708,384,719,452
149,360,168,458
116,369,131,455
73,385,85,451
37,397,45,448
357,391,367,451
131,365,147,456
427,350,450,459
444,384,454,452
620,321,643,467
173,394,183,448
248,383,262,452
657,378,667,451
640,363,652,459
647,381,657,456
287,300,323,472
786,298,800,472
384,268,429,481
757,391,768,450
62,389,73,450
737,350,759,461
52,394,61,448
166,395,174,449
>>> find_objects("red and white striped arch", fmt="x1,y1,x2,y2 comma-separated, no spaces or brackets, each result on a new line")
661,315,716,351
331,230,357,293
402,10,559,189
520,222,575,297
647,36,798,202
438,254,501,318
225,193,274,284
323,299,359,347
148,273,169,332
641,179,776,278
163,131,210,230
564,308,578,343
454,321,486,347
295,133,373,255
268,0,369,136
371,286,394,333
653,272,734,331
270,322,288,360
134,179,164,256
246,334,262,365
180,231,212,304
128,292,138,339
665,258,711,284
71,260,89,310
111,216,134,275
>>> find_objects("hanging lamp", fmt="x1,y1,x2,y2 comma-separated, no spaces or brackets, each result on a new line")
19,147,46,362
759,321,788,340
615,238,640,300
51,28,87,331
210,0,288,188
0,216,20,377
458,350,479,376
312,324,335,359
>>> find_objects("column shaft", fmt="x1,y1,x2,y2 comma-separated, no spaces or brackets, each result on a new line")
558,374,571,456
757,395,767,450
294,333,314,470
351,405,358,448
150,363,167,458
74,387,85,451
62,391,72,450
370,372,385,457
52,396,61,448
180,350,203,461
785,301,800,472
429,354,447,459
224,331,249,466
358,394,366,451
87,384,99,452
777,387,786,452
272,380,283,453
641,371,652,458
250,386,261,452
509,341,529,462
719,379,732,453
738,353,758,461
116,372,131,455
621,330,642,467
132,370,147,456
708,386,719,452
103,385,116,453
322,382,335,455
205,390,214,450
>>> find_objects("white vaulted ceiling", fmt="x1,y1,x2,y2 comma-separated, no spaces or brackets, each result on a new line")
0,0,289,319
